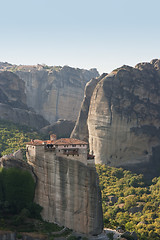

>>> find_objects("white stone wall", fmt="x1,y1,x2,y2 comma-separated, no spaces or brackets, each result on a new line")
56,147,87,165
26,144,36,163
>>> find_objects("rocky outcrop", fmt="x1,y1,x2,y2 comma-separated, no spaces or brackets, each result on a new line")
40,119,75,138
27,151,103,235
0,71,27,109
0,71,49,129
0,156,36,182
71,75,106,141
0,231,46,240
0,103,49,130
2,64,99,123
0,152,103,235
73,59,160,178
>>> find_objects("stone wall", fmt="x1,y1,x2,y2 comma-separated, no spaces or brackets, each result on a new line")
56,148,87,165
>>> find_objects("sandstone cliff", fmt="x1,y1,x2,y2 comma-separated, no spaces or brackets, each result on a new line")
40,119,75,138
71,74,107,141
27,150,103,235
0,153,103,235
0,64,99,123
0,71,49,129
0,71,27,109
0,156,36,182
73,59,160,178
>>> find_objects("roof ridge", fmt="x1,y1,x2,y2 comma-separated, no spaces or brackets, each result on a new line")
27,137,88,146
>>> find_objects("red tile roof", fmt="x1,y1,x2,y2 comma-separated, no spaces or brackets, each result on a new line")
26,139,44,146
26,138,88,146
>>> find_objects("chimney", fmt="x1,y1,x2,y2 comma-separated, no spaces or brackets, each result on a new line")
50,134,57,141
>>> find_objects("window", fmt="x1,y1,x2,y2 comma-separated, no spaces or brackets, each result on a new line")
72,144,76,147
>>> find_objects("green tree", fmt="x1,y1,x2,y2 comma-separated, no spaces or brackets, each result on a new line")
1,168,35,213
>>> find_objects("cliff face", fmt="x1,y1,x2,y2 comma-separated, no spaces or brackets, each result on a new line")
71,74,107,141
40,119,75,138
0,71,27,109
0,72,49,129
0,103,49,130
27,148,103,235
74,59,160,177
13,65,99,123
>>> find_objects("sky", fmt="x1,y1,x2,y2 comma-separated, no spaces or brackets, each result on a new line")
1,0,160,74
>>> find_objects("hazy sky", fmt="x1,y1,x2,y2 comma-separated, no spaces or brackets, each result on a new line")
1,0,160,74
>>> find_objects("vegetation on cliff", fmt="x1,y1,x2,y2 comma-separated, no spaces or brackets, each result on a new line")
96,164,160,240
0,120,42,157
0,168,38,214
0,167,70,237
0,121,75,238
2,119,160,239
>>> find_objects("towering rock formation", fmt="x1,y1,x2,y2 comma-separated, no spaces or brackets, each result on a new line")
26,144,103,235
0,64,99,123
72,59,160,178
0,71,49,129
71,74,107,141
1,147,103,235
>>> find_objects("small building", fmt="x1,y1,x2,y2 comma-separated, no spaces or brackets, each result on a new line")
26,135,93,166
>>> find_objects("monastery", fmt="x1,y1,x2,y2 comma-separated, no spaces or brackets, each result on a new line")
26,134,94,166
25,134,103,235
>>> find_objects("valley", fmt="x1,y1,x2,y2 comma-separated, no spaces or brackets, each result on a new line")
0,60,160,240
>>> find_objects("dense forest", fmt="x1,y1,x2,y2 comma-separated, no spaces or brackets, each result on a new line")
96,165,160,240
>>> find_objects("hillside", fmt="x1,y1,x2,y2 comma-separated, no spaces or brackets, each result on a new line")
0,120,42,157
96,164,160,240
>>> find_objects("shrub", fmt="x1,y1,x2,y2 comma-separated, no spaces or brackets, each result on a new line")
27,202,43,219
